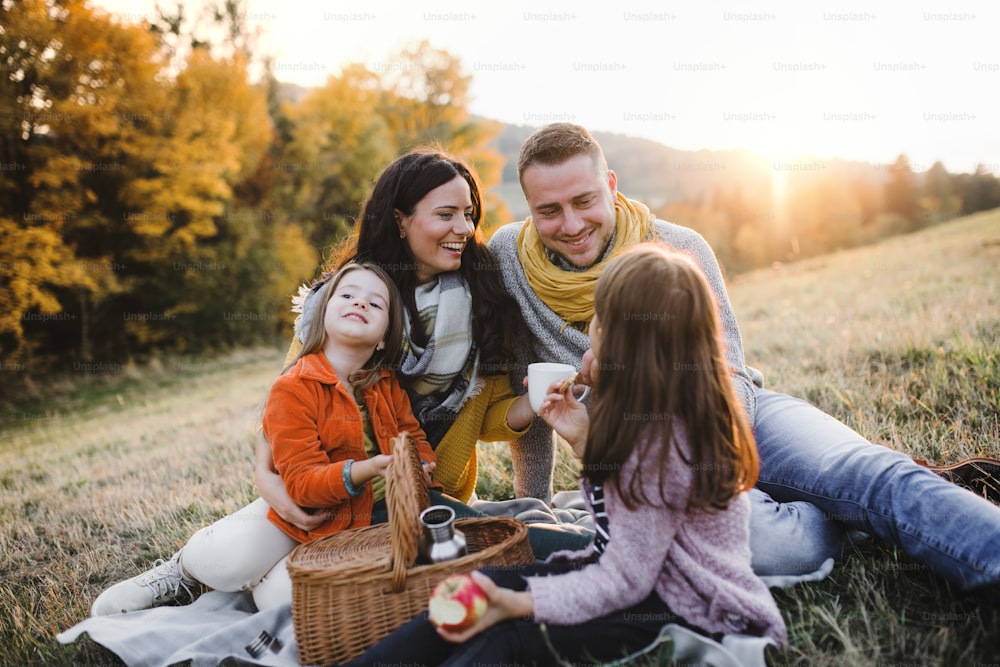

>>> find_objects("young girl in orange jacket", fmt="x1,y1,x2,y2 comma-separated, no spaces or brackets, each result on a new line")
90,263,441,615
262,262,438,542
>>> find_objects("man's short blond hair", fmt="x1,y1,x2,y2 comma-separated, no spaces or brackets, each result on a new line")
517,123,609,186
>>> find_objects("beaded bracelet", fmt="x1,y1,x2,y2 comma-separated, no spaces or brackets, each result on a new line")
342,459,364,497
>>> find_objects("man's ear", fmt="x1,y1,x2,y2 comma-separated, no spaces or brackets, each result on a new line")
607,169,618,198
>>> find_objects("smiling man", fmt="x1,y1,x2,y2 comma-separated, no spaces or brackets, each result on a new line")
489,122,1000,592
521,152,617,268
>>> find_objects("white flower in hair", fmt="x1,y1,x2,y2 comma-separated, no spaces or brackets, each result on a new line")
290,283,312,314
292,281,329,342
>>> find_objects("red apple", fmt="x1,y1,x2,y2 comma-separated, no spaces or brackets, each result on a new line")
427,573,488,631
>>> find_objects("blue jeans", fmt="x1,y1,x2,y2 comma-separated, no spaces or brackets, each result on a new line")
752,388,1000,591
745,488,847,578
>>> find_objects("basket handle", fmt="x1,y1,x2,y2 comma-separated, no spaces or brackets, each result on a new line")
386,431,430,592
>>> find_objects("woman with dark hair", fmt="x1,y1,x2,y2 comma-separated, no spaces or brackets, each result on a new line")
339,150,512,387
89,149,586,617
270,149,532,503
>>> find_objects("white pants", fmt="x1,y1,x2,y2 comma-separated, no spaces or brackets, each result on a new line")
180,497,298,611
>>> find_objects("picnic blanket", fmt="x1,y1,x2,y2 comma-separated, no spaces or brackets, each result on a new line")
470,489,597,529
58,590,294,667
58,491,832,667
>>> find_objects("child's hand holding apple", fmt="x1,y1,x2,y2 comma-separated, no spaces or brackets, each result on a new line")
429,571,533,643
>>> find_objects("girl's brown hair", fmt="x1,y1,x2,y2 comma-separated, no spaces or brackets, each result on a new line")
290,263,404,400
583,244,758,510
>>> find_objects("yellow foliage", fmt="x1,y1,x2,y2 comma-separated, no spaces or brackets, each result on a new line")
1,2,506,378
0,217,76,350
269,223,320,328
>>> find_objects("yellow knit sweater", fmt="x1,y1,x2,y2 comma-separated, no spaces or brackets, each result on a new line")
282,338,526,502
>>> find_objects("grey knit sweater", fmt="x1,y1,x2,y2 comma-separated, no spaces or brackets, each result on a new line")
489,213,758,500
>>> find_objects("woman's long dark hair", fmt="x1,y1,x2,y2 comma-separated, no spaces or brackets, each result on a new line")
584,244,759,511
326,149,518,374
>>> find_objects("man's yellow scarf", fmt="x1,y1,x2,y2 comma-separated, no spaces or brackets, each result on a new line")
516,193,655,327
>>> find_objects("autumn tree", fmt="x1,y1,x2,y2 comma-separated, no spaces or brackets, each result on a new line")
147,0,263,76
955,165,1000,215
269,42,510,264
920,161,960,224
0,0,166,364
376,41,509,232
660,196,734,271
113,1,315,352
850,178,881,228
784,176,864,258
884,154,920,230
0,0,313,396
1,2,510,399
271,64,394,255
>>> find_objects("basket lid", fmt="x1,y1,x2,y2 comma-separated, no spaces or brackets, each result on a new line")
385,432,430,591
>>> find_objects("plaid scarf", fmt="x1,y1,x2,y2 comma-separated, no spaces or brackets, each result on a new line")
398,272,480,447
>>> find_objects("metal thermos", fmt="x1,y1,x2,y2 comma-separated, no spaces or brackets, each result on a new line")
417,505,468,564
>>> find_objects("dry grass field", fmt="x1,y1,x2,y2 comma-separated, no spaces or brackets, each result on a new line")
1,209,998,665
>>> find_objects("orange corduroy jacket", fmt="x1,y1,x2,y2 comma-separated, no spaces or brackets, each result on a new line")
262,351,437,543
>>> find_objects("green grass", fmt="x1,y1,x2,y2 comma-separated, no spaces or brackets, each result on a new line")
2,210,999,665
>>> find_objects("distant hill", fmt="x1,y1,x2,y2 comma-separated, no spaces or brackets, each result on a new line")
273,88,971,232
489,121,893,221
273,85,899,224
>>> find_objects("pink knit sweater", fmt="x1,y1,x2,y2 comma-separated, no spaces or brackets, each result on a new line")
527,427,787,644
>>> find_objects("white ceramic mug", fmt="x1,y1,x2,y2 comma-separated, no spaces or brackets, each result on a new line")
527,362,590,413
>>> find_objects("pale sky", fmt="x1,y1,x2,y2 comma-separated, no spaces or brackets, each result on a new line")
90,0,999,174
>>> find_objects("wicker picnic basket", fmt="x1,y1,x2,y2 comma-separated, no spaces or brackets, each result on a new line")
286,432,535,665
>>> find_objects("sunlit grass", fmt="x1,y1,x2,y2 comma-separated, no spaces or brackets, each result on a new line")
0,349,277,666
1,211,998,665
479,211,1000,665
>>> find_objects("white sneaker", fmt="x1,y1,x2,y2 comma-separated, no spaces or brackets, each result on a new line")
90,552,203,616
